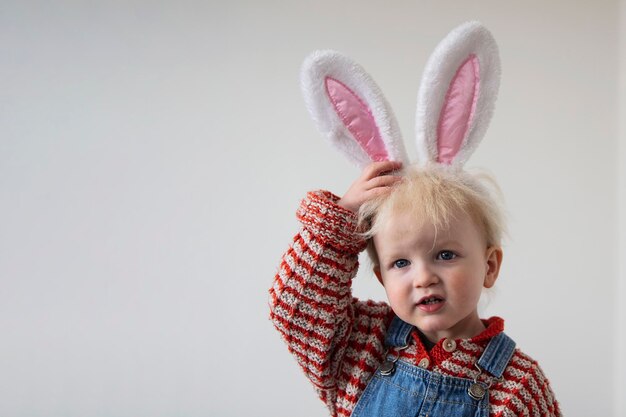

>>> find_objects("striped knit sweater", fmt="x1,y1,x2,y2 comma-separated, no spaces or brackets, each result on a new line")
269,190,561,417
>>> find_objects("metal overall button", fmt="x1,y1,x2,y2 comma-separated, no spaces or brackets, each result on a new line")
468,382,487,401
379,345,408,376
468,363,501,401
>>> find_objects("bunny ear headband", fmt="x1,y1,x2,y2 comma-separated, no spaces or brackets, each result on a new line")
300,21,500,170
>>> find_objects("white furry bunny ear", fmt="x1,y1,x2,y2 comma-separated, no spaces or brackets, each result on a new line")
415,21,501,167
300,50,409,169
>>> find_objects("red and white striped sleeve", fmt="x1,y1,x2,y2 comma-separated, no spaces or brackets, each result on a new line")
491,350,562,417
269,190,367,390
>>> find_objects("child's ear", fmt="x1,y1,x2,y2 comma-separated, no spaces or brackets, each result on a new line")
484,246,503,288
373,266,384,286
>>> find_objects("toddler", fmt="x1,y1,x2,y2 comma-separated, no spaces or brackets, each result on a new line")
269,160,561,417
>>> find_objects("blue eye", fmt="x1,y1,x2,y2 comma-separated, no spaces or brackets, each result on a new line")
437,251,457,261
393,259,410,268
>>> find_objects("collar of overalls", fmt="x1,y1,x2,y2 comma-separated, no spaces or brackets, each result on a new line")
384,316,516,379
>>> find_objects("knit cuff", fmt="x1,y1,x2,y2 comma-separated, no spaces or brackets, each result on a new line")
296,190,368,254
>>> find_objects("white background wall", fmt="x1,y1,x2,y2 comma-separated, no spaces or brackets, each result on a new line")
617,1,626,415
1,1,623,416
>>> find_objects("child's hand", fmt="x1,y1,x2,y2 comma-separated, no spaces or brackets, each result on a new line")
337,161,403,213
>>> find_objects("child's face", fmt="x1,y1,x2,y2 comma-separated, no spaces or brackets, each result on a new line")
373,209,502,343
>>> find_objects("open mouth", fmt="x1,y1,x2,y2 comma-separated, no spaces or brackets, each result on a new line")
417,296,445,312
419,296,444,305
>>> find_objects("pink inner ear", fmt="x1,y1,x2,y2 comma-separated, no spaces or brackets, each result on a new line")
325,77,389,162
436,54,480,164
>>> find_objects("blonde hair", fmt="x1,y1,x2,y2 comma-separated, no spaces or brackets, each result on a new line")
358,164,506,266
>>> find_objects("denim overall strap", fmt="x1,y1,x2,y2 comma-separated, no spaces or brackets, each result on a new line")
384,315,414,347
476,332,516,378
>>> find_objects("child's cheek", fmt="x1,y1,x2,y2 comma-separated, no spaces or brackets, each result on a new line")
389,282,408,302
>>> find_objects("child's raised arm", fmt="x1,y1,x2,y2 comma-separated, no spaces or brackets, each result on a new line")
268,162,399,412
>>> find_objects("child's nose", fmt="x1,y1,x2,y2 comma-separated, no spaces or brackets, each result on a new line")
412,263,439,288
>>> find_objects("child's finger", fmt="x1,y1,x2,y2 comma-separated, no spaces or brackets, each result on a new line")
366,174,402,190
366,185,396,201
363,160,403,179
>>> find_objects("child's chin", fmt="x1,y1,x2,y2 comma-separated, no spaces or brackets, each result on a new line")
414,319,452,335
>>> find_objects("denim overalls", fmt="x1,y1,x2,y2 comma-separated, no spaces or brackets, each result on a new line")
351,316,516,417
